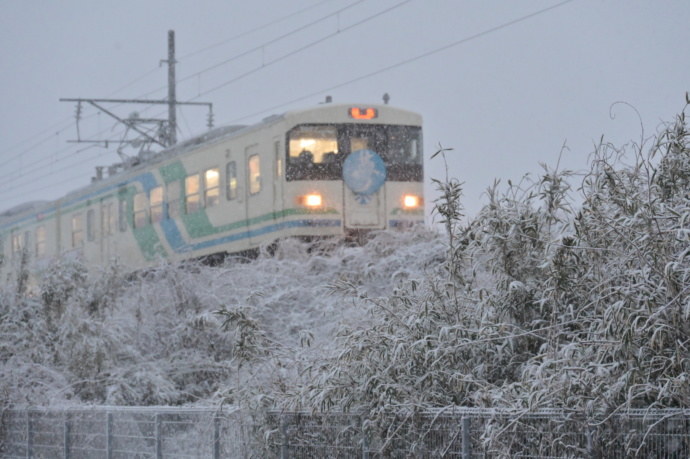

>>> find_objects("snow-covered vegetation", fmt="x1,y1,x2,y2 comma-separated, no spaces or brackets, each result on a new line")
2,103,690,442
291,104,690,420
0,224,445,408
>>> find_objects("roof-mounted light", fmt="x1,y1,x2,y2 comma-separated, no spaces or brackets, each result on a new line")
348,107,378,120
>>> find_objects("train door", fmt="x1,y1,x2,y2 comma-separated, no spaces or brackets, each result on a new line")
341,127,387,230
245,144,272,246
272,137,284,217
100,198,115,263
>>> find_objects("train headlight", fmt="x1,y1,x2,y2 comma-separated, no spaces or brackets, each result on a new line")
297,194,323,207
403,195,422,209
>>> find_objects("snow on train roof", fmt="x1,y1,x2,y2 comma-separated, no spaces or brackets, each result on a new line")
0,201,50,222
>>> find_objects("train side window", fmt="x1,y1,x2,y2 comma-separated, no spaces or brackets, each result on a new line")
150,186,164,223
204,168,220,208
72,214,84,248
36,225,46,257
87,209,96,241
248,155,261,195
167,180,181,219
185,174,201,214
134,192,148,228
226,162,237,200
119,200,128,232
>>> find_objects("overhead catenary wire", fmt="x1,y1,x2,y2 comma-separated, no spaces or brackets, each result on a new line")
188,0,411,100
220,0,577,124
132,0,371,101
0,0,353,164
0,0,576,203
177,0,341,60
0,0,404,195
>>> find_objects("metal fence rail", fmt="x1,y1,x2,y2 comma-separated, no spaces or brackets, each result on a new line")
2,407,689,458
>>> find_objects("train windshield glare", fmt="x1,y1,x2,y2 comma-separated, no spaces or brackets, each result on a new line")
286,124,422,181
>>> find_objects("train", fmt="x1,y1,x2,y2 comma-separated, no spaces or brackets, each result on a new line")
0,102,424,283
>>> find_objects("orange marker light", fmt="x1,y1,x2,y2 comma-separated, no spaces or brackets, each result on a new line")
349,107,378,120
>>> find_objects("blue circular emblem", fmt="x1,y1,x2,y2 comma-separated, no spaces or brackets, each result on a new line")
342,149,387,196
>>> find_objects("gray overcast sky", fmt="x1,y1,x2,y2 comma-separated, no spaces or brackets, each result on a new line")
1,0,688,220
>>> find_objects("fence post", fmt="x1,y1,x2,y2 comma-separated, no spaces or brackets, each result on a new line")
461,415,471,459
106,412,113,459
360,416,369,459
280,414,288,459
27,411,33,459
63,412,71,459
155,413,162,459
587,424,597,459
213,415,221,459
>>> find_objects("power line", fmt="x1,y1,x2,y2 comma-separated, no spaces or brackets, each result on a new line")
190,0,411,100
0,0,576,202
221,0,577,124
178,0,341,60
0,0,392,184
0,0,350,164
143,0,370,98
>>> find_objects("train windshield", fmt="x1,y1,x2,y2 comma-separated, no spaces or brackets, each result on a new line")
286,124,422,181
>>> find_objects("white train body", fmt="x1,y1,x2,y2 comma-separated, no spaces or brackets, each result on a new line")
0,103,424,279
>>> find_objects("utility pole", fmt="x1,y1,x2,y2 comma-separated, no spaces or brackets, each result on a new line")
61,30,213,155
166,30,177,146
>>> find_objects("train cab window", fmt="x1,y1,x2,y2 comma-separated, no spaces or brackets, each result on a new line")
36,225,46,257
119,200,128,232
150,186,164,223
248,155,261,195
87,209,96,241
287,125,340,180
185,174,201,214
204,168,220,208
72,214,84,248
226,162,237,200
342,125,423,182
134,192,148,228
167,180,181,219
386,126,423,165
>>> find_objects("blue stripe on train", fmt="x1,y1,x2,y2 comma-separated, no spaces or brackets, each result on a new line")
163,219,342,253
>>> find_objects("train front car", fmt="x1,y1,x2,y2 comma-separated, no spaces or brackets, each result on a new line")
281,104,424,239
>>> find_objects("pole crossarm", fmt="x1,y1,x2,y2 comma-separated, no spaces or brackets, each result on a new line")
85,100,165,148
60,97,212,108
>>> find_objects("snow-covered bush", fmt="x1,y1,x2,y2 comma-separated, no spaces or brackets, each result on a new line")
0,224,444,410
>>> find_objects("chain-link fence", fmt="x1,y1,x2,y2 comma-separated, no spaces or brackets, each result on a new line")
2,406,689,458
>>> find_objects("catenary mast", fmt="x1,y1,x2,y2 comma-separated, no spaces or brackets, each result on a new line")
61,30,213,157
